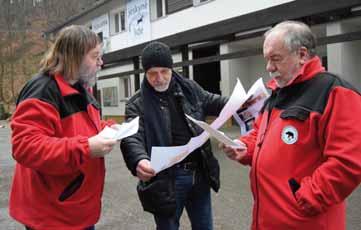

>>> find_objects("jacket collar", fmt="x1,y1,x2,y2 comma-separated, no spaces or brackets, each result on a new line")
267,56,325,91
54,73,80,97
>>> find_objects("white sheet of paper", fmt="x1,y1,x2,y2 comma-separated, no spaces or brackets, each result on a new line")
245,78,269,101
151,145,189,173
188,132,209,153
98,117,139,140
233,78,269,134
186,115,242,148
210,79,247,129
150,79,247,173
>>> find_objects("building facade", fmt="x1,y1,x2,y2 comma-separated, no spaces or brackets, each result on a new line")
46,0,361,121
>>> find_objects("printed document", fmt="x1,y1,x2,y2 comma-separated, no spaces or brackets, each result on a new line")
232,78,269,134
99,117,139,140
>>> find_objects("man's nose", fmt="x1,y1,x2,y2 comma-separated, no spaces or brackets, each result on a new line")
266,61,276,72
154,72,163,80
97,57,103,66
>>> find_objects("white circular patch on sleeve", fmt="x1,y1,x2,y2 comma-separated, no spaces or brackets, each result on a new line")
281,126,298,145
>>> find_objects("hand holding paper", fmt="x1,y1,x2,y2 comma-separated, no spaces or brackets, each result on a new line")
136,159,156,182
88,133,117,158
221,139,248,162
99,117,139,140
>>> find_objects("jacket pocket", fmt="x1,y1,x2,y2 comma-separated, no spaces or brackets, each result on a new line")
288,178,300,197
288,178,307,217
280,106,310,121
288,178,320,217
58,173,84,202
137,177,176,217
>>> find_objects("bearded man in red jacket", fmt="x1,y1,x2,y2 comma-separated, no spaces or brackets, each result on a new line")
10,25,117,230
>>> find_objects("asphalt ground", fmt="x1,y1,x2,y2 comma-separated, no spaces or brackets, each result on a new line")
0,121,360,230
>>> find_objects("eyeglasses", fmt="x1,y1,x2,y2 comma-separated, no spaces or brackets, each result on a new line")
90,53,103,64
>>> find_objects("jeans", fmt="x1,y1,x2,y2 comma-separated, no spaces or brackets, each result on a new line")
154,166,213,230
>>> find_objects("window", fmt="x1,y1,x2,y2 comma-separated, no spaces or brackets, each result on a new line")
157,0,165,18
152,0,196,19
114,13,120,33
151,0,166,20
120,11,126,31
167,0,192,14
102,87,118,107
111,10,126,35
120,77,131,100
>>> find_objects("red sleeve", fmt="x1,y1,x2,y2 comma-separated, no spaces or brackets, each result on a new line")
238,114,262,166
295,87,361,215
100,119,116,130
11,99,91,175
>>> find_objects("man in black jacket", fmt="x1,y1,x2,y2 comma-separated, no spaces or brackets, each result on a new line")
120,41,227,230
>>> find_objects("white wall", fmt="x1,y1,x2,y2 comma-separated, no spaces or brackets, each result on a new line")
220,42,269,96
151,0,294,39
220,44,232,96
247,56,268,90
109,0,294,52
327,20,361,90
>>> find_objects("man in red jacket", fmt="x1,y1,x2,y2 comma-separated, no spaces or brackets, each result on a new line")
10,25,117,230
222,20,361,229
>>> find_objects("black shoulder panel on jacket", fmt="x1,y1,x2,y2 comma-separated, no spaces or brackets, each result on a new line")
272,72,360,114
16,73,92,119
17,74,61,110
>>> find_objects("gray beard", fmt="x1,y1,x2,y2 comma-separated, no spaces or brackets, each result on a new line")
153,80,171,92
78,67,98,88
79,74,96,88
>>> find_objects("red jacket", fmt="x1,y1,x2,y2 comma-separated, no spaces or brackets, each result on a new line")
10,73,112,230
240,57,361,230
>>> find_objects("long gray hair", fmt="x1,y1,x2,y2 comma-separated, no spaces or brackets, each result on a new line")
40,25,101,80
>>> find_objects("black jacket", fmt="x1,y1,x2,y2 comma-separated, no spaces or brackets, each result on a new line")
120,73,227,215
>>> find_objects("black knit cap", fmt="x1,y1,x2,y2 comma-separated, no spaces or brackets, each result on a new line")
141,41,173,73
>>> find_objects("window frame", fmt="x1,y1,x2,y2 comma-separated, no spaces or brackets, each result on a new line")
110,8,127,36
102,86,119,107
119,77,132,101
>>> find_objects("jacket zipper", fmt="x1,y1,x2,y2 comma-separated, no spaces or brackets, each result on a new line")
87,105,100,133
254,90,278,229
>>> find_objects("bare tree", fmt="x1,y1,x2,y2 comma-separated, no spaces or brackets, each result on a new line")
0,0,36,112
0,0,103,114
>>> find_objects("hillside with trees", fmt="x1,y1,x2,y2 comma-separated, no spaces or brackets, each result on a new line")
0,0,102,118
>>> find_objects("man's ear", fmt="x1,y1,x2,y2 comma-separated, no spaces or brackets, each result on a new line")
298,47,310,65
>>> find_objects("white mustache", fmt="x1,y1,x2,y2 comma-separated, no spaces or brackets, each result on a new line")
269,71,281,78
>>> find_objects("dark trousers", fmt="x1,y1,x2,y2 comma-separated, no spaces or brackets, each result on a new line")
154,166,213,230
